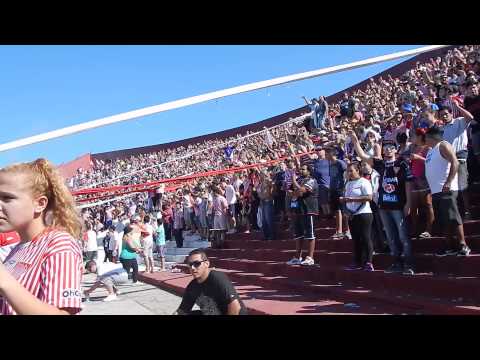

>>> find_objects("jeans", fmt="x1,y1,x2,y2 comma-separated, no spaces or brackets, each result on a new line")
379,209,412,267
310,110,327,130
120,258,138,283
261,200,274,240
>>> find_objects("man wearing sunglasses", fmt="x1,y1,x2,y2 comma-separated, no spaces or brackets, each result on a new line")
175,249,247,315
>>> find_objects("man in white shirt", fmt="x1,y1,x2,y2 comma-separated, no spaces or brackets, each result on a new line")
439,101,476,219
224,179,237,234
85,223,99,262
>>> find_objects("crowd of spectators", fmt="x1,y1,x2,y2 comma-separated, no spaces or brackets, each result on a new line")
74,45,480,279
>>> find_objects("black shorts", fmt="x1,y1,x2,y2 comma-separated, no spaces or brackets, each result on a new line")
329,189,343,212
432,191,463,227
318,186,329,206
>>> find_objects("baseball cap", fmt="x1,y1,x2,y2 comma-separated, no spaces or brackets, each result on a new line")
430,103,439,111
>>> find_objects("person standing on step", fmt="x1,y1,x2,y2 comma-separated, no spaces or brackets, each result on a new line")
119,226,142,284
325,147,350,240
340,162,374,271
173,202,185,248
408,128,435,239
349,131,415,275
360,161,388,254
425,127,472,256
257,170,275,241
286,164,319,266
312,147,332,220
175,249,247,315
438,102,476,220
212,186,229,249
224,178,238,234
140,215,155,273
155,218,167,271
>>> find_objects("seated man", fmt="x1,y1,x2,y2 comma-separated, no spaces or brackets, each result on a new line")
83,260,129,302
175,249,248,315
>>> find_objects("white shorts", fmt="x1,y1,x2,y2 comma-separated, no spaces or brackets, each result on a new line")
142,240,154,258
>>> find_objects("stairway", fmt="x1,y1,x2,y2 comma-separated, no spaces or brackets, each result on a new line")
138,188,480,315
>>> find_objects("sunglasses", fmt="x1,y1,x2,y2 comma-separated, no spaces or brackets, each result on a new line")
188,260,207,269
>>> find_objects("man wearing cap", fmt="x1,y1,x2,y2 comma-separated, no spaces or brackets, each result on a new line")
438,101,476,219
350,131,415,275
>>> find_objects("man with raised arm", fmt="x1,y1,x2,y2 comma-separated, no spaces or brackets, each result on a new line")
349,130,415,275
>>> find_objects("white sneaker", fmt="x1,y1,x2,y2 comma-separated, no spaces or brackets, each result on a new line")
103,294,117,302
343,231,352,240
300,256,315,266
419,232,431,239
287,257,302,265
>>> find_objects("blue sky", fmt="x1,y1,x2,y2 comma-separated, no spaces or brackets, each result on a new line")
0,45,422,167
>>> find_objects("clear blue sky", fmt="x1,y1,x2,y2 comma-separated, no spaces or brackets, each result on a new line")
0,45,422,168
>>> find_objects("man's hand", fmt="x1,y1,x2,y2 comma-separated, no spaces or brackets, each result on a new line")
442,182,451,193
348,130,359,144
403,204,410,218
410,153,422,161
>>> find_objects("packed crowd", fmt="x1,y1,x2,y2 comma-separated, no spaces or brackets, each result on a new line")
2,45,480,315
75,45,480,280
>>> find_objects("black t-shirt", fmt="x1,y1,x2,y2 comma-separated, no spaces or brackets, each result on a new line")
373,158,413,211
297,176,319,215
464,95,480,133
179,270,248,315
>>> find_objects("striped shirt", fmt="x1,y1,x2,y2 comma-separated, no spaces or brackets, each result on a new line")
0,229,83,315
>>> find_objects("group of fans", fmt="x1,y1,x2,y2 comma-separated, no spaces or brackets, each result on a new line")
74,45,480,279
1,45,480,314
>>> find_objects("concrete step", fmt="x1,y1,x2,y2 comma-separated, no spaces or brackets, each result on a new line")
205,257,480,303
223,235,480,253
165,246,210,256
206,248,480,277
165,255,189,263
138,266,480,315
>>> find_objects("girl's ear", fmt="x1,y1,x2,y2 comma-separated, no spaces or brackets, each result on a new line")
34,195,49,214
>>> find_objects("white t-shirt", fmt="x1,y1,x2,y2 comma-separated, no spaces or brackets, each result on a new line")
225,184,237,205
86,230,98,252
142,224,154,243
344,178,373,216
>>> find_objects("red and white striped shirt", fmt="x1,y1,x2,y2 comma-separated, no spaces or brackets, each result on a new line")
0,228,83,315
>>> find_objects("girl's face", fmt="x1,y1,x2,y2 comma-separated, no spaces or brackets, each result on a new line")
346,166,360,180
0,172,47,233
